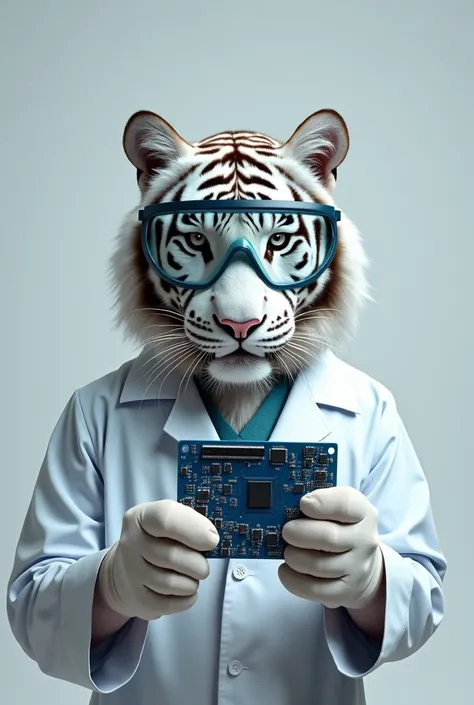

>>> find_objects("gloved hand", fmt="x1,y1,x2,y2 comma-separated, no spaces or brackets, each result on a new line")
97,499,220,620
278,486,384,610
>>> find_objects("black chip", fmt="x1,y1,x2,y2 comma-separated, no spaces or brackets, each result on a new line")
224,463,232,473
304,446,315,457
247,480,272,509
195,506,207,516
266,532,278,546
239,523,248,535
221,547,231,557
293,482,304,493
304,457,313,468
214,517,222,529
269,447,287,465
251,528,263,543
223,537,232,547
318,454,329,465
197,489,210,502
316,471,327,483
223,484,232,495
182,498,193,506
180,466,189,476
211,463,221,474
285,507,302,520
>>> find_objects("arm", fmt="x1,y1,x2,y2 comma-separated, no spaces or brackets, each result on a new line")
6,391,148,692
324,391,447,677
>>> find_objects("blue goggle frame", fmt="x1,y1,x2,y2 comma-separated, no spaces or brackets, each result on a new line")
138,199,341,291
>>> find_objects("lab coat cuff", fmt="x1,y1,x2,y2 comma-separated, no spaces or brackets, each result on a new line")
324,542,413,678
61,550,149,692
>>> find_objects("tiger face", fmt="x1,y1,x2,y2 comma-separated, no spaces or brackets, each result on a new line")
110,110,368,392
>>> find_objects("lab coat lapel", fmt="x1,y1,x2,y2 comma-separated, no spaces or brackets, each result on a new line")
162,379,220,443
269,371,332,443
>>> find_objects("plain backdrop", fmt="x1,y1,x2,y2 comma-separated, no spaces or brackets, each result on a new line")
1,0,472,702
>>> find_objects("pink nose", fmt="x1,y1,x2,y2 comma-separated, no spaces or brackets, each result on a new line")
220,318,261,340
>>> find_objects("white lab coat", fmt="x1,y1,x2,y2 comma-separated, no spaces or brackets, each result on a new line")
6,348,446,705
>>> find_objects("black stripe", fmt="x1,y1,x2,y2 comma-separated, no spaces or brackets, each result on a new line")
294,252,309,271
167,251,183,271
198,172,234,191
281,239,303,257
175,239,196,257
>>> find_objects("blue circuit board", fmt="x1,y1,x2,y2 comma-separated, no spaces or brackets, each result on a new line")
177,440,338,559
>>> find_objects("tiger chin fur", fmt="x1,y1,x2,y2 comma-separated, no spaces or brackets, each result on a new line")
109,110,369,431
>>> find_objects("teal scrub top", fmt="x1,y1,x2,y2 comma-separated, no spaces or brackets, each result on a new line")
197,376,291,442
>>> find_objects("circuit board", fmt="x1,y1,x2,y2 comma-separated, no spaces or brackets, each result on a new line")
177,440,338,559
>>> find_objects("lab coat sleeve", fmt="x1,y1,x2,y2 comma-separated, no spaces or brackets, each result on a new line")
323,390,447,677
6,391,149,692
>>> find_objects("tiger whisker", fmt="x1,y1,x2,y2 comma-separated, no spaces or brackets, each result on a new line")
291,334,341,355
140,340,190,371
285,341,325,365
157,348,200,401
274,351,296,383
138,346,194,407
295,307,341,319
132,307,185,320
140,345,195,405
181,350,210,398
146,342,195,378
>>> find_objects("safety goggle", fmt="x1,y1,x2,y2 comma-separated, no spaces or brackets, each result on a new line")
138,200,340,291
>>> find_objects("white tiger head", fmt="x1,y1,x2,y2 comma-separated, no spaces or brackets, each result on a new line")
110,110,369,391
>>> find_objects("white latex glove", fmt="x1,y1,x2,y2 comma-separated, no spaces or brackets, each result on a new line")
279,486,384,610
98,499,220,620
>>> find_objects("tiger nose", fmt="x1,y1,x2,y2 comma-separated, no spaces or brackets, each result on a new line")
220,318,262,340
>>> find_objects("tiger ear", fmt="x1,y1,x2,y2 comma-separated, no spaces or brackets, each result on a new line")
123,110,192,188
282,109,349,188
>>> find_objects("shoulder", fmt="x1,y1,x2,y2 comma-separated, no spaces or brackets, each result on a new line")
308,351,397,419
74,357,136,420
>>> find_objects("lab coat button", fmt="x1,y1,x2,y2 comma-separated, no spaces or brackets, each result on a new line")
228,660,243,676
233,564,248,580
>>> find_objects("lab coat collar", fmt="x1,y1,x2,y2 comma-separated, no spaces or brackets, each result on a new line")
119,347,360,443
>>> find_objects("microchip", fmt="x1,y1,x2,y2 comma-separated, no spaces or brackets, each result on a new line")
214,517,222,529
223,537,232,547
195,505,207,516
221,547,231,557
269,447,287,465
211,463,221,474
197,488,210,503
224,463,232,473
304,446,315,457
180,466,189,476
285,507,301,520
304,457,313,468
316,471,327,483
182,498,193,506
223,484,232,495
318,454,329,465
266,532,278,546
293,482,304,493
239,523,248,535
251,528,263,543
247,481,272,509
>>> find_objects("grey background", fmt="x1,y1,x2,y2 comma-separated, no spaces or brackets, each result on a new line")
1,0,472,702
